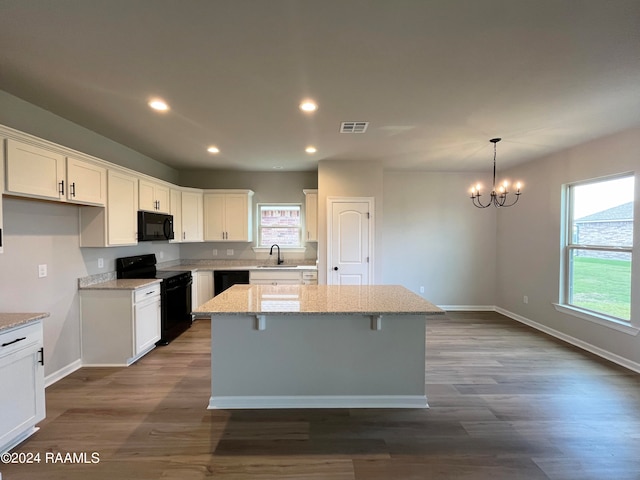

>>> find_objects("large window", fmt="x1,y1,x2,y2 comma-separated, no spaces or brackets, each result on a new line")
563,175,634,321
258,204,302,247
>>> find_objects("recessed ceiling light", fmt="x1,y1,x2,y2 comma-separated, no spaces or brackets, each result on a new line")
148,98,169,112
207,146,220,154
305,146,317,154
299,100,318,113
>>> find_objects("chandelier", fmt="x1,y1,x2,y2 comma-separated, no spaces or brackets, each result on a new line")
470,138,522,208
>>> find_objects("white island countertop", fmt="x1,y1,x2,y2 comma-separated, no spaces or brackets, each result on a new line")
194,284,444,316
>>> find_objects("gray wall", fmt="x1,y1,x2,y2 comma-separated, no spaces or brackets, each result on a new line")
317,160,385,284
0,91,179,183
382,171,497,305
178,170,318,262
0,197,181,378
496,126,640,367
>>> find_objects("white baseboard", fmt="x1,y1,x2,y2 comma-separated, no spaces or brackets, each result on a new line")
208,395,429,409
0,426,39,455
496,307,640,374
45,359,82,387
439,305,496,312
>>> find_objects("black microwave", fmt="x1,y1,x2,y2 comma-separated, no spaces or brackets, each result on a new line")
137,211,174,241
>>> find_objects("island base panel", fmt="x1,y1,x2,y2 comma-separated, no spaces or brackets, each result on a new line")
210,314,427,409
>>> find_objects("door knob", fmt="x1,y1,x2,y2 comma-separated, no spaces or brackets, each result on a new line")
333,267,338,271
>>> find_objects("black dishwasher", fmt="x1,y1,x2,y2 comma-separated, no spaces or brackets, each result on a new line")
214,270,250,296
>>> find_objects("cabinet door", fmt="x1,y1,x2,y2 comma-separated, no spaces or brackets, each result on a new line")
182,191,203,242
305,191,318,242
134,298,161,355
196,271,214,306
6,138,65,200
139,180,170,214
139,179,157,212
225,194,250,241
107,170,139,246
66,157,107,206
0,343,45,452
169,189,183,243
0,141,4,254
203,194,225,241
154,184,170,214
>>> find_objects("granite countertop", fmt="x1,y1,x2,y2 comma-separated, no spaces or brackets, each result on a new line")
194,284,444,316
0,312,49,332
79,278,162,290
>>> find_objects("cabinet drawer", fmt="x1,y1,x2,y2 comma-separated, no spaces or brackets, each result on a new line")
250,270,302,282
134,284,161,304
302,271,317,280
0,322,43,359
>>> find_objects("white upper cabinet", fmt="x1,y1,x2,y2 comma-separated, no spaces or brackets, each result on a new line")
0,139,4,254
5,139,106,206
107,170,139,245
203,190,254,242
139,179,170,213
5,138,65,201
169,188,183,243
181,189,203,242
79,169,139,247
304,189,318,242
66,156,107,206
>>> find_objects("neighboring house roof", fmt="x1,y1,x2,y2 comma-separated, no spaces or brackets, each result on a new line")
576,202,634,223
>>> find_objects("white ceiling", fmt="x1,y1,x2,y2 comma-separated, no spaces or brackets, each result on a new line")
1,0,639,172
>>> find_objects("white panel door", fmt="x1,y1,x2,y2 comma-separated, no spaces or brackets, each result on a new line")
328,199,373,285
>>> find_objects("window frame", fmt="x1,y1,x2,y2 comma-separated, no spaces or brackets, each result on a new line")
558,173,635,330
255,203,303,249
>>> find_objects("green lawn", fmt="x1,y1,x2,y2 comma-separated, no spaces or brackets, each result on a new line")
571,256,632,320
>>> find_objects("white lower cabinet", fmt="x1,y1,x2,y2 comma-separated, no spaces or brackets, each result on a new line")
302,270,318,285
195,271,214,308
249,270,303,285
80,283,161,366
0,320,45,454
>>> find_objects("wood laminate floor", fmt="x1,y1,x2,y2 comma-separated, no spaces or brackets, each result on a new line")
3,312,640,479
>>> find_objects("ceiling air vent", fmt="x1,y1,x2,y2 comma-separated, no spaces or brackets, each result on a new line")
340,121,369,133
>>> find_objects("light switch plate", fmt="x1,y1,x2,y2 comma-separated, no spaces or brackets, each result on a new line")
38,264,47,278
226,249,234,256
98,258,104,268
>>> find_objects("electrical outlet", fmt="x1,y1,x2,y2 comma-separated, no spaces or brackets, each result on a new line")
98,258,104,269
419,286,425,294
523,295,529,304
38,264,47,278
159,251,164,259
212,249,218,256
226,249,234,256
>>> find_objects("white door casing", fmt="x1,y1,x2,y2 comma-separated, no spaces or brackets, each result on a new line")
327,197,374,285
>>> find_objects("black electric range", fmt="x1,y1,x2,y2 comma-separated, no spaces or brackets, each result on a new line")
116,254,193,345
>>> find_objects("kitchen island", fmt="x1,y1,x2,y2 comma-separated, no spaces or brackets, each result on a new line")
194,284,445,409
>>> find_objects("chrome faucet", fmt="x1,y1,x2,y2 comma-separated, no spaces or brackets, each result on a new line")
269,244,284,265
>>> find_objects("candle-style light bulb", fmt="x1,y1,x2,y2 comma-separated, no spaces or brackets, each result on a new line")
516,182,522,191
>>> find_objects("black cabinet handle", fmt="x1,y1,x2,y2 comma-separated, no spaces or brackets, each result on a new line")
0,227,3,248
2,336,26,347
58,180,65,195
38,347,44,366
70,182,76,197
